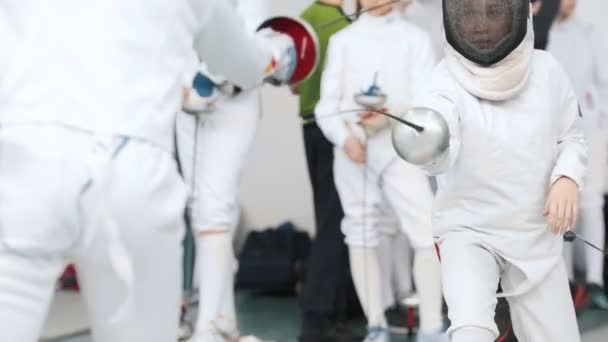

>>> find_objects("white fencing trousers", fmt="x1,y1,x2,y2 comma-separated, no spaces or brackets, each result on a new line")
176,91,260,232
441,234,581,342
333,143,435,249
377,229,413,309
0,124,187,342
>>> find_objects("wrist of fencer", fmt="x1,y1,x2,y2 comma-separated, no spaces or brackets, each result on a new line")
182,88,218,115
216,82,242,97
265,55,296,86
555,175,581,189
261,31,297,86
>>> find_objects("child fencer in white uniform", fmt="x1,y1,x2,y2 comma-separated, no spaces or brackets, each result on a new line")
178,1,279,341
392,1,588,341
315,1,446,341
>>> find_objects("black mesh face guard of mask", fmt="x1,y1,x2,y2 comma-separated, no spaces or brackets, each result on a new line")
443,0,530,66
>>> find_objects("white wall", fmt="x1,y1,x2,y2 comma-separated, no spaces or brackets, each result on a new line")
239,86,316,234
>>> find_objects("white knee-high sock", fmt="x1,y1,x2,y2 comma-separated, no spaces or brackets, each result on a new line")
349,247,387,328
195,231,236,333
581,205,606,286
377,233,396,310
451,327,495,342
217,259,238,333
413,248,444,334
392,232,413,300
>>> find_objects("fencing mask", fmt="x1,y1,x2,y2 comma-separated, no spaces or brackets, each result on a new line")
443,0,530,66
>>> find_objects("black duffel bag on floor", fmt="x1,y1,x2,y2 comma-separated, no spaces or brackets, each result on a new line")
236,222,311,293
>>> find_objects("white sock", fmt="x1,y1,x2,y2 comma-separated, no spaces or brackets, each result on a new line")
451,327,495,342
392,232,413,300
581,205,606,286
413,248,444,334
377,233,396,310
349,247,387,328
217,265,238,334
195,231,237,333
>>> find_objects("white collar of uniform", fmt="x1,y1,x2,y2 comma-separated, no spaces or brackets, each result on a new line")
357,9,401,26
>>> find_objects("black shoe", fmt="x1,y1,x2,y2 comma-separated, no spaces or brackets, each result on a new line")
300,312,333,338
495,298,518,342
385,305,410,335
299,314,363,342
322,323,364,342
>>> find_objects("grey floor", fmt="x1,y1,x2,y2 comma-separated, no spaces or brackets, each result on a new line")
42,290,608,342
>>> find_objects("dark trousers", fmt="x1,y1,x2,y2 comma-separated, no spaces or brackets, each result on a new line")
300,122,351,321
604,194,608,287
533,0,560,50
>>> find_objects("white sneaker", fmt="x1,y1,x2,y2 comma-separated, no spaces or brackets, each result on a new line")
185,329,224,342
238,336,264,342
417,330,448,342
186,329,264,342
178,318,194,341
363,326,390,342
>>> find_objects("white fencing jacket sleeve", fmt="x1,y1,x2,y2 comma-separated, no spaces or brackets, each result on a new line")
314,35,351,148
236,0,272,33
550,66,588,187
188,0,274,89
414,65,463,175
185,0,273,86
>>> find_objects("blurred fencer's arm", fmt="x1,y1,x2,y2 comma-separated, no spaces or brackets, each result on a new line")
314,36,351,147
550,83,588,188
188,0,275,90
237,0,272,33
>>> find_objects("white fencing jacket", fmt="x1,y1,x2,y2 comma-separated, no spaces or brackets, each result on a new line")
0,0,274,151
315,10,436,167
